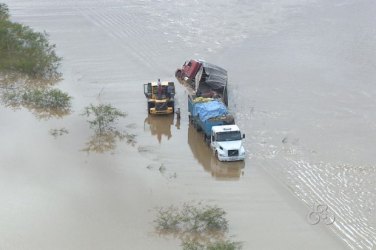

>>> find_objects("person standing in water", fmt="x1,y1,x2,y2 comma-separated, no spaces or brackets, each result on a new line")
157,79,162,99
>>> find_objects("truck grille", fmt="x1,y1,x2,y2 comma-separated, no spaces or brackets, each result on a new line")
228,150,239,156
156,102,167,111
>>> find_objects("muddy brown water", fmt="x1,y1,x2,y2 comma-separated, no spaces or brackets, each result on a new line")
1,0,375,249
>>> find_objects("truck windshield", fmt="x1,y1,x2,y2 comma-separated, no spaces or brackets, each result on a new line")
216,131,241,142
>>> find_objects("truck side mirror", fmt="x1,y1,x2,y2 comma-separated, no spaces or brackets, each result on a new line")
242,134,245,139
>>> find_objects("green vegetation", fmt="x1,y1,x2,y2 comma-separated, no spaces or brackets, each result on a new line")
82,104,126,134
81,103,135,153
155,203,228,234
49,128,69,138
182,239,242,250
0,3,9,21
0,3,61,79
1,86,71,118
24,88,70,109
155,203,242,250
0,3,70,119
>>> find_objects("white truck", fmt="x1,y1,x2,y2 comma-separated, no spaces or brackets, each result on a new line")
210,125,246,162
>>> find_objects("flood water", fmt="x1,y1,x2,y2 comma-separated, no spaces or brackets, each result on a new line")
1,0,375,249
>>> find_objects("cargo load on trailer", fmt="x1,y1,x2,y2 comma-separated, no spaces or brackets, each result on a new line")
175,59,228,106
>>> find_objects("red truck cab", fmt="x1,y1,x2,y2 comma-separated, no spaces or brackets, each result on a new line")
175,59,202,81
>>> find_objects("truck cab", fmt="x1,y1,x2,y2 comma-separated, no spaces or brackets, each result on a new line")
210,125,246,162
175,59,202,82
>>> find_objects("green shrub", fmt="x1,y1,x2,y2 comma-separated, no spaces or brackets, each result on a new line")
0,3,9,21
155,203,228,234
182,240,206,250
1,86,71,118
81,104,133,153
182,240,242,250
21,88,71,109
50,128,69,138
0,3,61,80
155,203,242,250
206,240,242,250
82,104,126,134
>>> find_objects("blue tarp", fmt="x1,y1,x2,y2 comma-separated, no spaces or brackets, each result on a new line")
192,100,228,122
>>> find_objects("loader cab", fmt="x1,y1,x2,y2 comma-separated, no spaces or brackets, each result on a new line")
144,81,175,100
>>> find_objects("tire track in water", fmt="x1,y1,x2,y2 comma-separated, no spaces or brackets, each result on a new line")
276,139,375,249
260,145,376,249
234,82,376,249
292,160,376,249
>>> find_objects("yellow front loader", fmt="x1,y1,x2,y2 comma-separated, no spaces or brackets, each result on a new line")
143,81,175,115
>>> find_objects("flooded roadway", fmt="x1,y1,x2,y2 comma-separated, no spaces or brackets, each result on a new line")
1,0,375,249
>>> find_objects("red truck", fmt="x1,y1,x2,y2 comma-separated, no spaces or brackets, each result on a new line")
175,59,228,106
175,59,202,85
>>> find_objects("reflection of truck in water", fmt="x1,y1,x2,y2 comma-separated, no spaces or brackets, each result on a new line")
143,81,175,115
144,114,174,143
188,124,244,180
188,95,246,161
175,59,228,106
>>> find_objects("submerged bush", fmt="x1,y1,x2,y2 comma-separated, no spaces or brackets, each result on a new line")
0,3,61,80
49,128,69,138
0,3,9,21
155,203,242,250
82,104,126,134
155,203,228,234
205,240,242,250
182,239,242,250
1,86,71,118
0,3,66,118
81,103,134,153
21,88,71,109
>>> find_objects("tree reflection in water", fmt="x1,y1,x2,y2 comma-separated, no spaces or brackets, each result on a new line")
0,73,71,119
82,129,137,154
